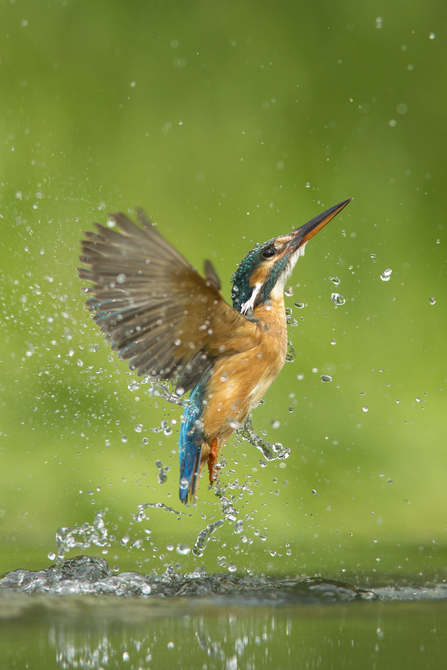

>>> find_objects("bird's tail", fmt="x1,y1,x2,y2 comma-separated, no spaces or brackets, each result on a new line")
178,390,204,504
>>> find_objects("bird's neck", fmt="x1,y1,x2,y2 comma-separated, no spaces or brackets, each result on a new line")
252,294,287,338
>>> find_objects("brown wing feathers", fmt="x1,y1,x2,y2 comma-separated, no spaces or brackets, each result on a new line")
78,212,260,392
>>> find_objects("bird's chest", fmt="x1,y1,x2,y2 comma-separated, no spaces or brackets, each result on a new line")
202,300,288,437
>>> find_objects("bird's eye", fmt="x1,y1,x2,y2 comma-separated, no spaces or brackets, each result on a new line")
261,246,276,259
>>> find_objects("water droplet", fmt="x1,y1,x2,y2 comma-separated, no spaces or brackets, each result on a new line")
285,341,295,362
331,339,336,345
375,16,383,29
234,520,244,534
180,477,189,490
287,316,298,326
416,397,421,403
330,292,346,305
217,556,227,567
134,424,143,433
330,277,340,286
294,301,305,309
47,552,56,561
429,32,435,39
380,268,392,281
228,562,237,572
305,182,310,188
362,406,369,412
176,543,191,555
296,373,304,380
285,286,294,297
121,435,128,443
116,273,126,284
271,420,280,429
321,375,332,383
167,641,175,650
260,535,267,541
429,296,436,305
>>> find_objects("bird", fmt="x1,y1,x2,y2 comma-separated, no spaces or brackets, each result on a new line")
79,198,351,504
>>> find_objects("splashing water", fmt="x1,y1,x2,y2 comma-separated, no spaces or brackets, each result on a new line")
155,460,169,484
192,520,225,557
134,502,184,522
54,511,110,574
236,416,291,462
144,379,188,407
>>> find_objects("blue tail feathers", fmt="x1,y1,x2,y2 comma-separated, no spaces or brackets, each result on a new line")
178,384,204,503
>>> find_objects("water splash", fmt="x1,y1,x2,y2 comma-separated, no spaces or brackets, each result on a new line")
155,460,169,484
144,379,188,407
135,502,184,520
192,520,225,557
54,512,110,574
236,416,291,462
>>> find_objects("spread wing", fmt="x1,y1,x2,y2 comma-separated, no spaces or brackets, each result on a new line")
78,210,260,393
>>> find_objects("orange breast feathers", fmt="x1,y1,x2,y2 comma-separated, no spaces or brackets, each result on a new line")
201,297,288,446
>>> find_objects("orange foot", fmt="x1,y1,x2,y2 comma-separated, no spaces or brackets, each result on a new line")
207,437,219,487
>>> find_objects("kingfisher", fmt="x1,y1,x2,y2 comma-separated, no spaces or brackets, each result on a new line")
79,198,351,503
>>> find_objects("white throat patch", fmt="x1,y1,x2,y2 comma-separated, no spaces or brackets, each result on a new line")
241,282,262,315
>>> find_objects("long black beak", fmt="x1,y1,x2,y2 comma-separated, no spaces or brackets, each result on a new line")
283,198,353,255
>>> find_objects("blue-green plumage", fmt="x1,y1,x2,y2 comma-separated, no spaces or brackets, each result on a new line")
231,242,271,311
231,238,290,312
178,372,210,502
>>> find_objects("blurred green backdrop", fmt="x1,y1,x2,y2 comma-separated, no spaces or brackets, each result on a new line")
0,0,446,581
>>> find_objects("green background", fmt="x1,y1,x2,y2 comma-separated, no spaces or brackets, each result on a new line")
0,0,446,582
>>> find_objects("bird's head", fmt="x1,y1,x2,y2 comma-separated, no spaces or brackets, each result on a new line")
231,199,352,315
